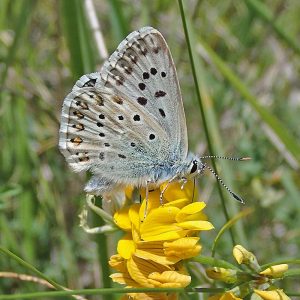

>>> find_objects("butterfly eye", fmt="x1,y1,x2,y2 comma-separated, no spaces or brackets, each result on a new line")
190,160,198,174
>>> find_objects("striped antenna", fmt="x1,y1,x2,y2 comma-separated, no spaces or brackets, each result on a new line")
200,155,251,161
202,164,245,204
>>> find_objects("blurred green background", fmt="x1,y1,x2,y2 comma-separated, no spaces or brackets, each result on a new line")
1,0,300,298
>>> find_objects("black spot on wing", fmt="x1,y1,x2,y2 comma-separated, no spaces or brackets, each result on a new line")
137,97,147,106
159,109,166,118
138,83,146,90
150,68,157,75
155,91,166,98
133,114,140,121
149,134,155,140
143,72,150,79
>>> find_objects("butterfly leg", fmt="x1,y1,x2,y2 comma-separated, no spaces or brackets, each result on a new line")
159,174,179,205
143,180,152,219
179,176,188,189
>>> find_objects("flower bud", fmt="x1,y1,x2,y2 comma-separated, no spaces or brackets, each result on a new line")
259,264,288,278
233,245,260,271
206,267,238,284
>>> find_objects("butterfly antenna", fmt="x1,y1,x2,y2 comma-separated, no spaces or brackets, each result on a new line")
200,155,251,161
203,164,245,204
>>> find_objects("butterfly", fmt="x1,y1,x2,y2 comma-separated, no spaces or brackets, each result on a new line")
59,26,245,202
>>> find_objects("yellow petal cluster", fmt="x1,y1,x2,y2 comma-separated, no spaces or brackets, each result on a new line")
109,181,214,300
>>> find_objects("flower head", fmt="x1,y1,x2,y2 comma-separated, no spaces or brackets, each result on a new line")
109,181,213,299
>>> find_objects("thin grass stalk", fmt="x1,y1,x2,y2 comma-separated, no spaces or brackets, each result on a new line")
177,0,237,246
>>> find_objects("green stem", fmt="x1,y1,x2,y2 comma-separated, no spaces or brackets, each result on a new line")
0,287,225,299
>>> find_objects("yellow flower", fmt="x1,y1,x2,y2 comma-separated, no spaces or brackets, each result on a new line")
254,289,291,300
110,180,213,299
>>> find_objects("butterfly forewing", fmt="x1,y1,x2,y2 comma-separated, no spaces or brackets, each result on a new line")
98,27,188,160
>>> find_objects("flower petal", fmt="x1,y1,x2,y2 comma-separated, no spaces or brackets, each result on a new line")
175,202,207,222
129,204,142,242
163,198,191,209
117,234,136,259
148,270,191,287
139,189,162,217
110,272,137,286
163,237,202,259
114,206,131,231
135,249,180,265
177,220,214,231
109,254,126,272
126,255,170,288
141,206,182,241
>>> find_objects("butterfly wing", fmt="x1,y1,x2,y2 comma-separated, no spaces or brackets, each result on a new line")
59,27,188,192
98,27,188,160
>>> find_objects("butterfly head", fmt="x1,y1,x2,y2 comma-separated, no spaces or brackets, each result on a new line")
182,154,205,180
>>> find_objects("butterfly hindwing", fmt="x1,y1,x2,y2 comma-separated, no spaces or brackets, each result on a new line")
59,85,170,183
